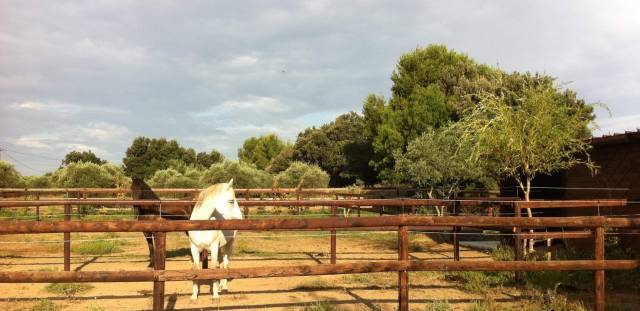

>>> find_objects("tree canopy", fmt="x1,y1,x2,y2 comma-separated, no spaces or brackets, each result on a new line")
61,150,106,167
237,134,288,170
293,112,376,186
122,137,198,178
457,74,595,201
273,161,330,188
366,44,501,182
0,161,26,188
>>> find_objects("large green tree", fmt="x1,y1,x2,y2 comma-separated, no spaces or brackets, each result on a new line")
195,149,225,169
61,150,106,167
367,44,501,182
122,137,198,178
237,134,288,170
293,112,376,186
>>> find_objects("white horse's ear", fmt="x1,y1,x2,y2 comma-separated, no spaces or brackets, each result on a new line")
227,178,234,187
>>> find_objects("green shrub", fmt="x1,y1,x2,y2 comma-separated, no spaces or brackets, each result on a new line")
25,174,52,188
274,161,330,188
200,160,272,188
425,300,453,311
51,162,123,188
72,240,122,255
302,301,343,311
31,299,57,311
148,167,201,188
0,161,26,187
44,283,94,297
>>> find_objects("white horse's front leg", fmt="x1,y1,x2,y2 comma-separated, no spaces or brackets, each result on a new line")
220,254,229,291
210,243,220,300
190,244,201,301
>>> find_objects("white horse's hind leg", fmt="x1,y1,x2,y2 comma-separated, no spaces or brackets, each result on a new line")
189,244,201,301
210,243,220,299
220,254,229,291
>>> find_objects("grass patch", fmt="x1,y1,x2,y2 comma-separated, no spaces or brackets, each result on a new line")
44,283,94,297
425,300,453,311
342,272,395,288
88,303,105,311
294,279,333,290
72,239,122,255
302,301,344,311
235,240,275,257
31,299,57,311
444,270,513,294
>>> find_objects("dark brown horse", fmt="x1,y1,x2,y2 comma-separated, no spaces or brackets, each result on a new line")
131,177,195,267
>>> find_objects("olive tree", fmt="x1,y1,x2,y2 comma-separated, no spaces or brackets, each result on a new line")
394,126,491,215
273,162,330,188
458,80,595,254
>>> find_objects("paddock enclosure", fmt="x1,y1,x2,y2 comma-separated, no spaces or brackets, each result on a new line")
1,188,639,310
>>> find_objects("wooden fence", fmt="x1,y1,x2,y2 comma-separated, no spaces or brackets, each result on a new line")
0,195,638,310
0,215,638,311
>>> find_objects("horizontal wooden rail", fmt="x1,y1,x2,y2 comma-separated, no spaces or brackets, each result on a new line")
1,216,638,234
0,198,532,208
516,231,594,239
0,260,637,283
516,200,628,209
0,187,409,197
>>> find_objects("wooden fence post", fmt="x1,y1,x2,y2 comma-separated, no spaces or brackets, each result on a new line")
63,204,71,271
514,202,523,282
398,225,409,311
330,206,337,264
153,232,166,311
594,226,605,311
453,198,460,261
243,189,250,219
35,193,40,221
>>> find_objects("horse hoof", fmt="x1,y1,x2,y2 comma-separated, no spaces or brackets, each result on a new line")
189,297,197,303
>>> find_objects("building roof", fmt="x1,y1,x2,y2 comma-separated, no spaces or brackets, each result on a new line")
592,129,640,146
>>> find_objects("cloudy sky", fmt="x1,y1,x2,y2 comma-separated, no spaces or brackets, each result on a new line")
1,1,639,175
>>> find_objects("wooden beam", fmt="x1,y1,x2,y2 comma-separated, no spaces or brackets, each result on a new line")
0,216,623,235
0,260,637,283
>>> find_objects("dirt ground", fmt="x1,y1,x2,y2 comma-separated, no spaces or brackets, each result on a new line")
0,228,633,311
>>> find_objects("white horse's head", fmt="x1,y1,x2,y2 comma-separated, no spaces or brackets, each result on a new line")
216,179,243,220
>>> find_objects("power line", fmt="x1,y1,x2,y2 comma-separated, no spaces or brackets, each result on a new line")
3,152,43,174
0,146,60,161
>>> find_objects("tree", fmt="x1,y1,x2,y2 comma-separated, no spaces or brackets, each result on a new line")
372,85,452,181
148,168,201,188
51,162,123,188
196,149,224,169
273,162,330,188
61,150,106,167
266,145,294,174
457,77,595,254
394,126,491,215
368,44,500,182
237,134,287,170
293,112,376,186
200,160,272,188
0,161,26,188
122,137,198,178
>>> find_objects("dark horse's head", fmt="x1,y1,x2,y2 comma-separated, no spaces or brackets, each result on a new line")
131,176,159,200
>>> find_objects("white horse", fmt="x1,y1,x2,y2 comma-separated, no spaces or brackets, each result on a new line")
188,179,243,300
